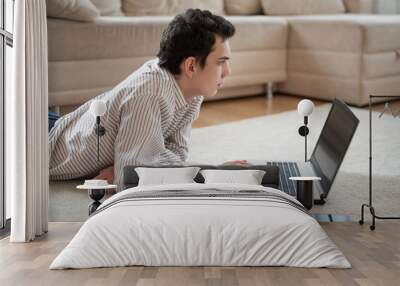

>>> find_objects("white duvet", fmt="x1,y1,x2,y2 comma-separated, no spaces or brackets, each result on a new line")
50,183,351,269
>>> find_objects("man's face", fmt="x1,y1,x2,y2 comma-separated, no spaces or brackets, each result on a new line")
192,36,232,97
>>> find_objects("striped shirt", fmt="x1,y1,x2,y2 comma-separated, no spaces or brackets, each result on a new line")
49,59,203,191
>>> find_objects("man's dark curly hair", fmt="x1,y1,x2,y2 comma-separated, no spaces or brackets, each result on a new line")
157,9,235,75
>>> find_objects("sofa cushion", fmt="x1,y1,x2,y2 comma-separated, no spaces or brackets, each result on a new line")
46,0,100,22
261,0,345,15
224,0,262,15
374,0,400,14
122,0,224,16
343,0,400,14
286,15,400,53
91,0,123,16
47,16,288,106
48,16,288,61
342,0,373,13
281,14,400,106
48,16,171,61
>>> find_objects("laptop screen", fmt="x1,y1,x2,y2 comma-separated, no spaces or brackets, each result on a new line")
310,98,359,198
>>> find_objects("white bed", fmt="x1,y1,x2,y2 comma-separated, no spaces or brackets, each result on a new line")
50,183,351,269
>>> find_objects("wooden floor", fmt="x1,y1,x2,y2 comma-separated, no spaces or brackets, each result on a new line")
192,94,325,128
61,94,400,128
192,94,400,128
1,221,400,286
2,94,400,285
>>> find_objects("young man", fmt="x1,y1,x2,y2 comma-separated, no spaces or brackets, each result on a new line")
49,9,244,191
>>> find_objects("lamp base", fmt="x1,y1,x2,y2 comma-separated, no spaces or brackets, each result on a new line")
88,188,105,215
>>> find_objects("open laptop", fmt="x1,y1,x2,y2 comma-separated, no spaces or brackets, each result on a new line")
266,98,359,204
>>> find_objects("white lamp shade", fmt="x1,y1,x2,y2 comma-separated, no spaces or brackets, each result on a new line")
297,99,314,116
90,100,107,117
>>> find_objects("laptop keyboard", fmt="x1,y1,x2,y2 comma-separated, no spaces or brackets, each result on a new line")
266,162,300,196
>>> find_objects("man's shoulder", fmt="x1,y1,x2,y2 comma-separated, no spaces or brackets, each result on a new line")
134,59,173,87
120,60,166,91
112,59,177,107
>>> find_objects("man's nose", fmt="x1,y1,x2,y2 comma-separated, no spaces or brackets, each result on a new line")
223,61,231,78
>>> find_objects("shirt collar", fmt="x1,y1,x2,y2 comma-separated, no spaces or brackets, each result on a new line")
168,70,187,109
157,60,187,109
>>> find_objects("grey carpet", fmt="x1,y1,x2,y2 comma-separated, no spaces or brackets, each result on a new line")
50,104,400,222
188,104,400,222
49,180,113,222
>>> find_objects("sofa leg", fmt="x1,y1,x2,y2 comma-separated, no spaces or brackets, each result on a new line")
267,82,274,99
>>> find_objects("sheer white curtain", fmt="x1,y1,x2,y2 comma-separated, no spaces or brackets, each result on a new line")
8,0,49,242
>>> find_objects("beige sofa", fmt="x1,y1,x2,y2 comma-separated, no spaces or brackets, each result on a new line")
47,0,400,107
47,16,288,106
282,15,400,106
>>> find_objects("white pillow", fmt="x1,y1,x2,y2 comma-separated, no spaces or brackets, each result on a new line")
200,169,266,185
46,0,100,22
135,167,201,186
261,0,345,15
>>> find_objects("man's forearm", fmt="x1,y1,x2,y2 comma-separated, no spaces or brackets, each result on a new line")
154,144,186,165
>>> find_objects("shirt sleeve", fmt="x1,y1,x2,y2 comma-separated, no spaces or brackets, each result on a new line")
113,93,184,189
163,122,191,162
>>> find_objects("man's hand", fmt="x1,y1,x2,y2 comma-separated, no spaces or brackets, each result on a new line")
221,160,250,166
94,165,114,184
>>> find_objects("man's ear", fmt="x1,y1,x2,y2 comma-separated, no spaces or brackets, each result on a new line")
181,56,197,79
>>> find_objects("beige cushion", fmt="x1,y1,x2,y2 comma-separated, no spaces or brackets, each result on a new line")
373,0,400,14
123,0,224,16
336,0,400,14
47,16,171,61
229,16,287,50
261,0,345,15
48,16,287,61
174,0,224,14
282,14,400,106
342,0,373,13
286,15,400,52
91,0,123,16
46,0,100,22
224,0,262,15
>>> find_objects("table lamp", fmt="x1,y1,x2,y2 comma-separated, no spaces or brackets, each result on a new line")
78,100,112,215
297,99,314,162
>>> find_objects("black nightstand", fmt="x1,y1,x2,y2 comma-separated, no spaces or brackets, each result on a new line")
289,177,321,210
77,183,117,215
